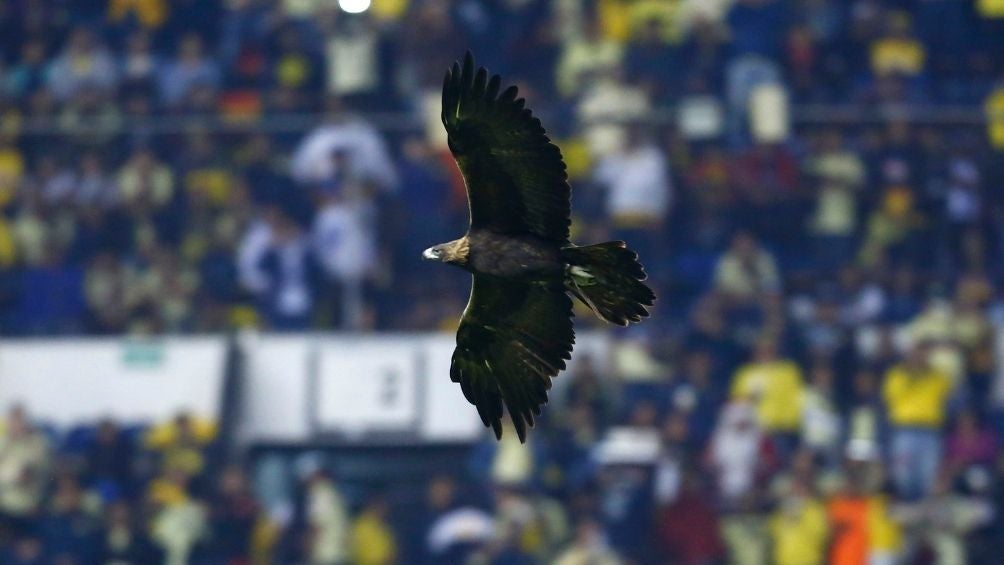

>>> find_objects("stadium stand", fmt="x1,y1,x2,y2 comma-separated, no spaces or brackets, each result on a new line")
2,0,1004,563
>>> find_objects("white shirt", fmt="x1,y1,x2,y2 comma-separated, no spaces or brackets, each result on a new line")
290,119,398,190
237,220,273,293
312,200,377,282
594,145,672,221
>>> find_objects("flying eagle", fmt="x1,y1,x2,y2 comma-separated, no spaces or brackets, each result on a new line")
424,52,655,442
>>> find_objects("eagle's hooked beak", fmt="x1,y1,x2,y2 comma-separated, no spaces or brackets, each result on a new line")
422,247,439,261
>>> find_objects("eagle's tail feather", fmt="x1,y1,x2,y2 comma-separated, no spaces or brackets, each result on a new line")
562,242,655,326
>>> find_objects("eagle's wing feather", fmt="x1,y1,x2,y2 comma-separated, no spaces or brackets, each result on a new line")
451,275,575,442
442,52,571,244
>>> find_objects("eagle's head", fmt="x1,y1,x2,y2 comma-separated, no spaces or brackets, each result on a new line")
423,237,469,267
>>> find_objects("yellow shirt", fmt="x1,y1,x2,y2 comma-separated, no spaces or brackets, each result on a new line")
600,0,683,42
351,512,397,565
145,418,218,449
770,498,828,565
0,218,15,267
599,0,633,41
731,360,804,432
108,0,168,29
882,364,952,428
147,477,189,506
371,0,408,21
0,147,25,209
986,88,1004,150
871,38,925,76
978,0,1004,17
629,0,683,43
867,495,902,552
184,168,233,207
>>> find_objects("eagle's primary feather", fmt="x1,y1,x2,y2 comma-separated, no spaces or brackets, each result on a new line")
441,52,571,244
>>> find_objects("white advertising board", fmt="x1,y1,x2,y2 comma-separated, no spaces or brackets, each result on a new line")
0,337,226,427
314,338,420,436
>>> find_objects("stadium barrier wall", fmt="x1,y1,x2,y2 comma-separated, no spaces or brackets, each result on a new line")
236,331,613,445
0,332,613,445
0,336,227,427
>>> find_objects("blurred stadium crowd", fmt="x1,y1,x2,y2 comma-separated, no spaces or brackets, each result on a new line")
2,0,1004,563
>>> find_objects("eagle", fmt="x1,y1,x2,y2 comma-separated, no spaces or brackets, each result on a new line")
424,52,655,442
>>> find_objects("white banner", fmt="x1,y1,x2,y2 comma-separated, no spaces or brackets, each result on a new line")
0,332,613,444
315,338,420,436
0,337,227,427
239,332,612,444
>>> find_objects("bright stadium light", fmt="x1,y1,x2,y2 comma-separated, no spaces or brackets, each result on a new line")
338,0,371,13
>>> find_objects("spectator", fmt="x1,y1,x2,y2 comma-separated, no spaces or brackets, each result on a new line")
730,336,804,450
302,462,350,565
800,362,842,465
159,33,220,108
119,31,161,94
556,16,623,99
40,472,102,562
845,369,883,453
707,401,776,506
727,0,786,60
108,0,169,32
399,0,468,91
46,27,118,102
250,205,322,331
826,465,870,565
576,65,651,157
207,464,260,563
624,18,678,103
116,146,175,216
806,129,867,272
6,39,48,100
826,458,903,565
350,493,398,565
75,151,117,210
593,125,672,263
424,485,494,563
488,419,538,487
1,534,47,565
0,406,50,531
670,349,722,447
882,341,954,499
870,12,926,78
289,98,398,191
597,464,655,562
85,418,134,490
906,472,994,564
311,152,379,329
714,231,781,304
655,466,725,564
768,479,828,565
552,518,622,565
273,25,324,100
143,412,217,481
945,409,998,473
148,467,208,565
99,500,162,564
562,354,617,429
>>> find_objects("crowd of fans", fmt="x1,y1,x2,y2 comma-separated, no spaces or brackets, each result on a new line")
2,0,1004,563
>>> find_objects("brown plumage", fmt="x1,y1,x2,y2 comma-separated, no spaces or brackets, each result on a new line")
423,52,655,442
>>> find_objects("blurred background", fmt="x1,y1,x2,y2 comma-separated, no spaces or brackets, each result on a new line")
2,0,1004,563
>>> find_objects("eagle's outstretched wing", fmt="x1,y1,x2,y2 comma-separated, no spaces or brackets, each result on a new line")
451,275,575,442
442,52,571,244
